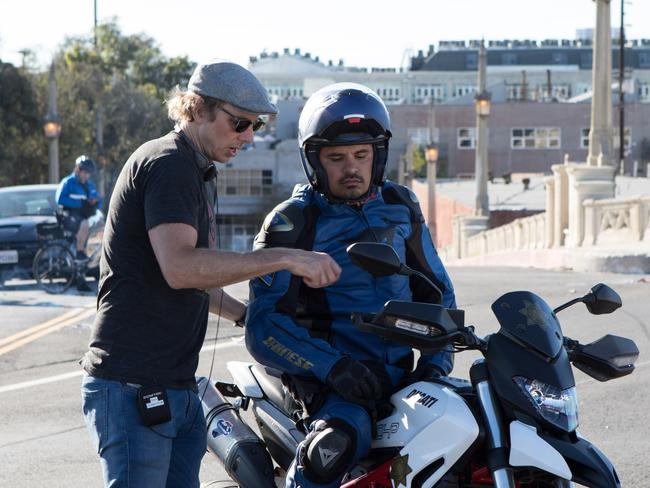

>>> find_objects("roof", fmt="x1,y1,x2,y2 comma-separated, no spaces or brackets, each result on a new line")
428,175,650,211
412,47,650,72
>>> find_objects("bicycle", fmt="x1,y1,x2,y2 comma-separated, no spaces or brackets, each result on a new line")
32,210,102,294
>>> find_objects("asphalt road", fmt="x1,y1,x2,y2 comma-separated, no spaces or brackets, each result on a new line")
0,266,648,487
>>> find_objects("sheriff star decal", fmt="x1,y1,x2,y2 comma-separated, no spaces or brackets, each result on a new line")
518,300,552,328
390,453,413,488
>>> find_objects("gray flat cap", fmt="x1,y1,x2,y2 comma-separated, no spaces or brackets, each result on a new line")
188,61,278,115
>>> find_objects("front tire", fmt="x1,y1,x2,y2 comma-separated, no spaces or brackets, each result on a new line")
33,243,76,294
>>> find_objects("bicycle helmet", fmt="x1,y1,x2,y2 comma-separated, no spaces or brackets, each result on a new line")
75,155,97,173
298,83,392,199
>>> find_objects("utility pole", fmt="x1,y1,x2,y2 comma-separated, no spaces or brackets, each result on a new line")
618,0,625,174
94,0,106,201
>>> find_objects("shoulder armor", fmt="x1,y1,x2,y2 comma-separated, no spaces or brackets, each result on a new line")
254,193,318,250
381,182,424,224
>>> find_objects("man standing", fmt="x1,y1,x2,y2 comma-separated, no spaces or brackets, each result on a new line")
80,61,341,487
55,155,100,291
246,83,456,488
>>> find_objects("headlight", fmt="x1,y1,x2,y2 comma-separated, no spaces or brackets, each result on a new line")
513,376,579,432
392,318,442,336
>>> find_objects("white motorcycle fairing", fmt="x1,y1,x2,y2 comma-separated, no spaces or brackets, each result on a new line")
509,420,572,480
371,380,480,488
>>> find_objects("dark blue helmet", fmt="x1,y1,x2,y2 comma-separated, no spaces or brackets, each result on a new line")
298,83,392,197
75,155,96,173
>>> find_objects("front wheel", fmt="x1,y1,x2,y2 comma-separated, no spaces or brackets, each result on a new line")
33,243,76,294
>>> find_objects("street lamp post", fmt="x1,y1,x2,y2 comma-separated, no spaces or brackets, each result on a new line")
44,63,61,184
425,143,439,244
474,89,491,217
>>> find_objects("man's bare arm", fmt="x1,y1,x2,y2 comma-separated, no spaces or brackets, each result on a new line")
208,288,246,321
148,223,340,290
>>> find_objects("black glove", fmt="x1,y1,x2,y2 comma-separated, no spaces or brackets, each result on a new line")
325,357,382,407
401,363,444,387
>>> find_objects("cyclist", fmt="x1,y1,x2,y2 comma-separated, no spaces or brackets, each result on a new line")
55,155,101,291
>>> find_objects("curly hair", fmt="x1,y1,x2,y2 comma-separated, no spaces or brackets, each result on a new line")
166,89,223,124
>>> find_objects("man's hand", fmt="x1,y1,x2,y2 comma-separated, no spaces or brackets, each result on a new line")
285,249,341,288
325,357,382,408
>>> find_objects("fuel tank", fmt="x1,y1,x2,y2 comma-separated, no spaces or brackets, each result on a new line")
371,380,480,488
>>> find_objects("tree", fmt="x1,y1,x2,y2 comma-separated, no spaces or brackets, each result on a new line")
0,21,197,188
0,62,48,186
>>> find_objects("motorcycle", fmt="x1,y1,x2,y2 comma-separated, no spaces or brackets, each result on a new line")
199,242,639,488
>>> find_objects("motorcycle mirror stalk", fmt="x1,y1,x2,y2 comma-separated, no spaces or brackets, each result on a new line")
347,242,444,303
553,283,622,315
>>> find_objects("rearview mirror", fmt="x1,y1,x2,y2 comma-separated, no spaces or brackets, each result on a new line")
346,242,403,277
570,334,638,381
583,283,622,315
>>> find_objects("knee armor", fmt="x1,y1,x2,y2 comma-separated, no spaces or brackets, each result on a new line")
300,419,357,484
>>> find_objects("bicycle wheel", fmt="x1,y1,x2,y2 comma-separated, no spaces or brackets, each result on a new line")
33,243,76,294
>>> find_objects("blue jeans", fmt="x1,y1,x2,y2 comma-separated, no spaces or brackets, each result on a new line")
81,374,207,487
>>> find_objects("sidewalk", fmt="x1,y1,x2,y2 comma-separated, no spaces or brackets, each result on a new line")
446,242,650,274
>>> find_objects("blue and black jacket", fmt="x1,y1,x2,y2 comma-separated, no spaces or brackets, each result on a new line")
55,172,101,210
246,182,456,384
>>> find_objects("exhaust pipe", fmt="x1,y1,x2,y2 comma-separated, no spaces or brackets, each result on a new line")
197,376,276,488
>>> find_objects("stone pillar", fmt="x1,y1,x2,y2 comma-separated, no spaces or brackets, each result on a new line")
587,0,614,167
551,157,571,247
565,163,616,247
458,215,489,258
543,175,555,248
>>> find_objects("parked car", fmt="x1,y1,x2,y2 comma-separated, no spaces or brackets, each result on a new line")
0,184,103,286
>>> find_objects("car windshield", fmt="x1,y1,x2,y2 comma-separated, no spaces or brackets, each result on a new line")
0,189,56,218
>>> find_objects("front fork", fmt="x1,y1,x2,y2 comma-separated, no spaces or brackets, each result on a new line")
470,359,515,488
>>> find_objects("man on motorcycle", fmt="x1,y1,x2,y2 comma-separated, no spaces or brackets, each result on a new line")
246,83,457,488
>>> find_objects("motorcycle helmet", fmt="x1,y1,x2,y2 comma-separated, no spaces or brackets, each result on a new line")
75,155,97,173
298,83,392,199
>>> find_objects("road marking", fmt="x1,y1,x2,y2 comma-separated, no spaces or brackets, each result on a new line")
0,308,96,357
0,370,84,394
0,308,87,347
0,337,245,394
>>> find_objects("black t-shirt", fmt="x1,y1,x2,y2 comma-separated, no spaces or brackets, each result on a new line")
81,131,216,388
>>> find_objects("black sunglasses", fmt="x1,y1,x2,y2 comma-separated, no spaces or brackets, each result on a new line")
218,106,266,133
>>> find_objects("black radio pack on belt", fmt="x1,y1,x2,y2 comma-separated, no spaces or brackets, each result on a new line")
136,386,172,426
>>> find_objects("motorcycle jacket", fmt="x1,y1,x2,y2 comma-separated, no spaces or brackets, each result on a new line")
246,182,456,384
56,172,101,210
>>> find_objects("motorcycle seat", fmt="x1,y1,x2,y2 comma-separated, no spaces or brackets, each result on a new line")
250,364,297,418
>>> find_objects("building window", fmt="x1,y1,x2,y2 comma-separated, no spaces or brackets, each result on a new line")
466,54,478,69
507,83,527,101
552,52,568,64
511,127,561,149
638,83,650,101
217,169,274,196
457,128,476,149
216,215,262,251
580,128,590,149
502,53,518,65
452,85,476,98
414,84,446,103
639,52,650,69
542,84,571,100
580,127,631,150
580,52,593,69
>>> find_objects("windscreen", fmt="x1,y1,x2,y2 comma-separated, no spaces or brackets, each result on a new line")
0,190,56,218
491,291,563,359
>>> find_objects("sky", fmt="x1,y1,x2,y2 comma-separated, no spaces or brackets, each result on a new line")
2,0,649,70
